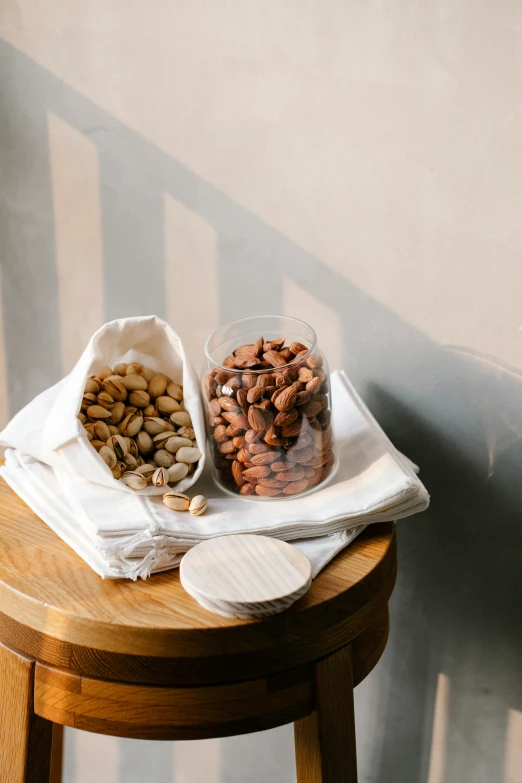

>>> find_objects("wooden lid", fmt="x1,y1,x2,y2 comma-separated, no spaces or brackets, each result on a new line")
0,477,396,685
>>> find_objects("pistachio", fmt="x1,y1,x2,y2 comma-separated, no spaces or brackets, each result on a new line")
142,366,156,383
176,447,202,464
189,495,208,516
103,378,127,402
154,449,175,468
162,492,190,511
96,365,114,381
87,405,111,421
148,374,169,399
107,434,128,459
167,462,189,483
143,417,175,436
152,466,169,487
124,453,138,470
82,392,97,411
121,374,148,392
129,390,150,408
111,461,126,479
143,404,157,417
113,362,128,376
170,411,192,428
99,445,117,468
121,471,147,490
153,431,177,449
108,425,120,436
91,439,107,452
136,430,154,456
78,412,86,424
135,463,156,481
85,430,94,441
96,392,115,410
176,425,195,441
85,378,102,395
120,412,143,437
157,396,181,415
165,436,193,453
93,421,111,441
127,438,139,458
166,382,183,401
126,363,144,376
110,401,126,424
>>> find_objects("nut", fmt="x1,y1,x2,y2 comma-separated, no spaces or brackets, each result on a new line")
157,396,181,415
189,495,208,516
152,466,170,487
155,449,175,468
148,374,169,398
167,382,183,401
165,436,193,453
121,471,147,490
175,447,202,464
170,411,192,428
163,492,190,511
168,462,189,482
129,390,150,408
121,374,149,392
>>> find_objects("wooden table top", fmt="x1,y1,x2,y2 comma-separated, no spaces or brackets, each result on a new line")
0,476,396,685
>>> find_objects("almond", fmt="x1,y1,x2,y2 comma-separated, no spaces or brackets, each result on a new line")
242,465,271,480
295,390,311,406
248,442,269,454
218,396,241,412
301,399,322,418
273,385,297,412
263,350,287,368
215,370,233,384
242,373,258,389
248,406,267,431
281,420,303,438
205,373,218,400
253,336,264,356
290,341,307,355
263,338,285,352
287,446,314,463
255,485,282,497
251,451,281,466
213,424,228,443
237,388,248,408
222,356,237,369
240,482,256,495
232,460,245,486
222,375,242,392
283,479,309,495
234,356,259,369
222,411,250,429
237,447,250,462
257,373,275,388
233,436,246,449
247,386,265,404
257,477,289,488
279,347,293,362
274,408,299,427
264,425,285,447
218,440,236,454
298,367,314,383
233,343,257,357
306,353,323,369
245,428,263,443
208,398,222,417
226,424,243,437
274,465,305,482
306,376,322,395
254,399,272,411
271,460,289,472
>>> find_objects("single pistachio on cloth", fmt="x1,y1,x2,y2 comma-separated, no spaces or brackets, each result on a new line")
162,492,190,511
189,495,208,516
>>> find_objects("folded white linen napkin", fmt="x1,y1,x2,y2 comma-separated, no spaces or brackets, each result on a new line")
0,370,429,580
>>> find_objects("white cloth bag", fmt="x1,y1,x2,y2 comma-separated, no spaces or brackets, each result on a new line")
0,316,205,495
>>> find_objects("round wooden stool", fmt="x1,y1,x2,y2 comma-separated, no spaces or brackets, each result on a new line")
0,477,396,783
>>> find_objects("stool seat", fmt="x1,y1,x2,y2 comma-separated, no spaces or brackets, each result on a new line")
0,476,397,782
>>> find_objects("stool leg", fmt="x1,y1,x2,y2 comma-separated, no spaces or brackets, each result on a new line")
294,644,358,782
0,642,53,782
49,725,64,783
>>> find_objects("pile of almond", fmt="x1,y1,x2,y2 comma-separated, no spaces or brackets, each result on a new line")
204,337,334,497
78,362,202,490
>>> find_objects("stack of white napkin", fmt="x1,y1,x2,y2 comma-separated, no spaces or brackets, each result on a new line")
0,334,429,579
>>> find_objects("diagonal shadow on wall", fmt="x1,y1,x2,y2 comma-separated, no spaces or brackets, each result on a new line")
1,40,521,783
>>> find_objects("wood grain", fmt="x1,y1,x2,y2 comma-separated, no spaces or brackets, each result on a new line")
0,476,396,686
34,661,314,741
0,642,53,783
294,645,357,782
49,724,63,783
180,535,312,618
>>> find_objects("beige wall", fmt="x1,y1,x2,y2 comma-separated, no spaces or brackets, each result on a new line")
1,2,521,781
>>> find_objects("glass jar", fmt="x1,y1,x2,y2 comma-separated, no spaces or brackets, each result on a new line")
202,315,336,500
